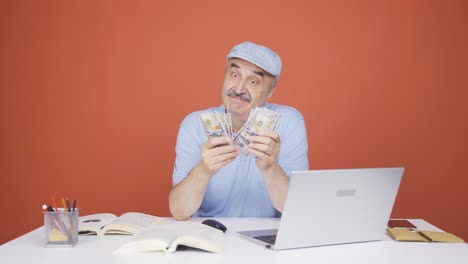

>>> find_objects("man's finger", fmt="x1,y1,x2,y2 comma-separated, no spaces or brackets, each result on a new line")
255,131,280,143
206,136,231,148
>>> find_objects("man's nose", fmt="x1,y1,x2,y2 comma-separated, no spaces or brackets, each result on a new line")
233,78,248,93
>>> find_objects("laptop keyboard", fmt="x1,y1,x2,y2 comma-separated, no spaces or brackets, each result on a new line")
254,235,277,244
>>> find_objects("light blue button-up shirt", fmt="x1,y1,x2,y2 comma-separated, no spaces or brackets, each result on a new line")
172,103,309,217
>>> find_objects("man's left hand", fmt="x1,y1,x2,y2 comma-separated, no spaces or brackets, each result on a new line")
248,130,281,170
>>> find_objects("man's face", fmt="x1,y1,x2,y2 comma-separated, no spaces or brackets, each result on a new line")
222,58,275,123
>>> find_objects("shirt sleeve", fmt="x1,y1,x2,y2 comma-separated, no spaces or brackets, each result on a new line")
172,112,206,185
276,108,309,176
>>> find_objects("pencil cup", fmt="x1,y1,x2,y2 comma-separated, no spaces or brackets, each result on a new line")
44,208,79,247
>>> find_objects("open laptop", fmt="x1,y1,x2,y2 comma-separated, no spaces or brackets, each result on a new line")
238,167,404,250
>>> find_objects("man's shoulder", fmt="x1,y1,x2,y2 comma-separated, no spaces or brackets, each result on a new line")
264,103,304,120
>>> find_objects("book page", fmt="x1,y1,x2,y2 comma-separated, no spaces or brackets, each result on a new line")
78,213,117,235
102,212,162,235
114,227,179,255
113,221,225,254
166,222,225,253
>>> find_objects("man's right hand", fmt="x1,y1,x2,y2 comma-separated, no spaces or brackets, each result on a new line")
169,136,239,220
200,136,240,176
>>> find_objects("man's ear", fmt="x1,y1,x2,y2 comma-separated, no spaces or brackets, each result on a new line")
267,87,276,99
267,91,274,99
267,77,277,99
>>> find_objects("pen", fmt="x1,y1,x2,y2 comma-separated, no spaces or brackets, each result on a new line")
42,204,58,230
47,206,65,233
47,205,55,212
66,198,71,212
72,200,77,211
49,205,73,242
61,198,76,242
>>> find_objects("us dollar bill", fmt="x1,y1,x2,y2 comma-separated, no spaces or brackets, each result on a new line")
199,108,281,158
199,111,225,138
233,107,281,157
199,111,233,138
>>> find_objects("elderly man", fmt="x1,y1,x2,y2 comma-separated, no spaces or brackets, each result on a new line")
169,42,309,220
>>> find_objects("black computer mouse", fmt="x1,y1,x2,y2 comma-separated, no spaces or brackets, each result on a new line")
202,219,227,233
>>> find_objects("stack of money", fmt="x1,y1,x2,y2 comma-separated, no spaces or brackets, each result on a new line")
199,111,232,138
233,107,281,157
199,107,281,158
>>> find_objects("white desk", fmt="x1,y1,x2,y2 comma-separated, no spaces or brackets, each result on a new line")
1,218,467,264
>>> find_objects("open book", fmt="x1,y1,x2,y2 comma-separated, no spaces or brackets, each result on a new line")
114,221,225,254
79,212,162,236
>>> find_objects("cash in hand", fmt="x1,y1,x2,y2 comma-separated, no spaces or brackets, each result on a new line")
199,107,281,159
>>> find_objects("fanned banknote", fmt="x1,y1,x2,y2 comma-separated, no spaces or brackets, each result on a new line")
199,108,281,158
233,107,281,157
199,111,232,138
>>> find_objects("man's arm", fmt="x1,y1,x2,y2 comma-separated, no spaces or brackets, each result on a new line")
257,161,289,212
169,137,239,220
248,130,289,212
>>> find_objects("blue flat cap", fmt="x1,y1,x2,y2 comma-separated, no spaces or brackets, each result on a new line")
227,42,282,80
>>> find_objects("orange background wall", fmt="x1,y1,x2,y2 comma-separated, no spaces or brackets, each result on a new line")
1,0,467,245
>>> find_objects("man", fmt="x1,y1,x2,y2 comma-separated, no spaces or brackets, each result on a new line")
169,42,308,220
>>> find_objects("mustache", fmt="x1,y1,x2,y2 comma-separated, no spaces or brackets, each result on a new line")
226,89,251,102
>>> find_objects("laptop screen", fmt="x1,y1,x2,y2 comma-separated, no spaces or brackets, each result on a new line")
238,167,404,250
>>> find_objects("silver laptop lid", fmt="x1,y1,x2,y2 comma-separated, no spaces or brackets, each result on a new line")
273,167,404,250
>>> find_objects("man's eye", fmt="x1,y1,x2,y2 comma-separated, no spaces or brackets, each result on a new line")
231,72,239,78
249,79,258,85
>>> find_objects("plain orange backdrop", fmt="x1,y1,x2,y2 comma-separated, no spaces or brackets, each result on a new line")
1,0,467,245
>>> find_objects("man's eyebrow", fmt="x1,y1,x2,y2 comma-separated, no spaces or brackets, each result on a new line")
230,63,240,69
230,62,264,77
253,70,264,77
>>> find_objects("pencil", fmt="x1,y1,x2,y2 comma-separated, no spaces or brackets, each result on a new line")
61,197,76,242
51,197,59,211
61,198,67,212
47,205,70,240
